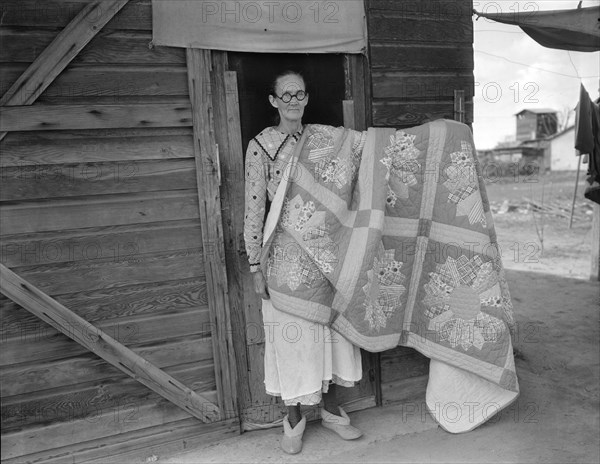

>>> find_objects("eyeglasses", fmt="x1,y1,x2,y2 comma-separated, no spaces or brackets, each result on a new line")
274,90,308,103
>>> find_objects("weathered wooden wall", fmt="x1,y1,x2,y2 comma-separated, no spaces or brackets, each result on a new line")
367,0,474,128
0,1,237,462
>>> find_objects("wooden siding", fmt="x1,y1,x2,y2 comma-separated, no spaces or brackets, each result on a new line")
0,1,236,462
367,0,474,127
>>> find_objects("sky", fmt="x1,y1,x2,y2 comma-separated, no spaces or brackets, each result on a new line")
472,0,600,149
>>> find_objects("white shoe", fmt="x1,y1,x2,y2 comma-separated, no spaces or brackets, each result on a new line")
281,415,306,454
321,406,362,440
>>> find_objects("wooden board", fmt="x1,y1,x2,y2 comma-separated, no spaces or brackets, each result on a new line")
0,28,185,65
0,0,129,108
0,102,192,132
0,132,193,166
0,158,197,201
2,360,216,431
368,15,472,43
0,337,213,397
0,220,203,267
1,417,238,464
373,101,474,127
0,275,206,325
372,72,475,99
1,308,210,366
186,48,239,421
0,190,200,235
370,44,474,71
0,0,153,31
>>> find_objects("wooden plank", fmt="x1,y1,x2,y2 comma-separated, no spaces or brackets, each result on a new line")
2,360,216,431
368,15,472,43
214,61,252,422
0,103,192,132
0,159,197,201
243,343,285,426
0,264,220,423
381,374,429,405
0,64,189,101
380,346,430,383
592,203,600,281
0,0,130,141
344,54,370,130
368,0,472,19
0,0,153,31
0,220,202,267
186,48,239,421
0,275,205,325
372,101,474,127
454,89,466,123
0,190,199,235
0,337,213,397
0,28,185,65
4,248,204,296
0,132,193,166
2,417,238,464
1,308,211,366
343,100,355,128
370,44,474,71
372,72,475,99
1,391,221,461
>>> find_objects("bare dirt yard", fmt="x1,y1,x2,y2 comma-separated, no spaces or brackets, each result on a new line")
160,171,599,464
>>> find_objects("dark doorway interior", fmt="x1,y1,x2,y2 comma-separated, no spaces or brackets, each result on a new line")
228,53,345,152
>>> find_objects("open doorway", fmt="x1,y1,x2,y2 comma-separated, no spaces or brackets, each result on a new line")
228,53,346,151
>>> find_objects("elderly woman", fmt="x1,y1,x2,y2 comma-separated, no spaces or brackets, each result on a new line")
243,71,363,454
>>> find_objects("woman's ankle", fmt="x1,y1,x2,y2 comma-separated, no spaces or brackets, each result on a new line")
287,403,302,428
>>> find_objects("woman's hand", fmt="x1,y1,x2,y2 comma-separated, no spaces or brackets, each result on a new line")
252,270,270,300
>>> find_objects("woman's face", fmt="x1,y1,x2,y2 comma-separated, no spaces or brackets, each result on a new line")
269,74,309,124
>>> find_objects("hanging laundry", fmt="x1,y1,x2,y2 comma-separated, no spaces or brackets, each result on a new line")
575,84,600,204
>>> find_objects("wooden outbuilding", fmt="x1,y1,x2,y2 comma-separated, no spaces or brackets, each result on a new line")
0,1,474,462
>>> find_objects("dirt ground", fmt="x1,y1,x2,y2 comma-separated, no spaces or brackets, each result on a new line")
161,171,599,464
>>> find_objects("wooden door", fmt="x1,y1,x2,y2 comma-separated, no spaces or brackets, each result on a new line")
216,52,378,427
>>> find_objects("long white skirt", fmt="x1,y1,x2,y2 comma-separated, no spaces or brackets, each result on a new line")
262,298,362,406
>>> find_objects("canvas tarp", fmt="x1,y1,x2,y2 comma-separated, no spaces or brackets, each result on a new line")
151,0,367,53
474,6,600,52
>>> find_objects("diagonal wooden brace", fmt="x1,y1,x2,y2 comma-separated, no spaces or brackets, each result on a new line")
0,263,221,423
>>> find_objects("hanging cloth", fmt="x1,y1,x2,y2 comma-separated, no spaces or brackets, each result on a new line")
474,6,600,52
151,0,367,54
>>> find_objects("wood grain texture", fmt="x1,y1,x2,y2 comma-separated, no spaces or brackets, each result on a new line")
372,101,474,127
368,15,473,43
1,307,210,366
0,0,153,31
372,72,475,99
0,275,206,324
2,360,216,431
0,102,192,132
1,220,202,267
4,248,204,296
1,391,220,461
0,28,185,65
214,61,253,425
186,48,239,420
0,0,129,107
0,337,214,397
370,44,474,71
0,158,196,201
0,64,189,102
1,417,238,464
0,132,193,166
0,190,200,235
0,264,220,424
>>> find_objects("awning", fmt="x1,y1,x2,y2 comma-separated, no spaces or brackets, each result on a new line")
152,0,367,54
474,6,600,52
